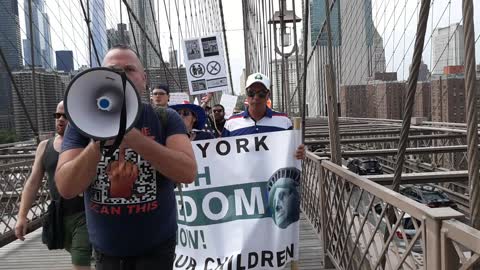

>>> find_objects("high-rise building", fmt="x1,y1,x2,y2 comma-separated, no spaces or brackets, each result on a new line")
11,69,70,140
127,0,160,68
271,55,304,115
89,0,107,67
305,0,386,117
310,0,341,46
168,48,178,68
239,68,247,96
23,0,53,70
146,67,188,100
430,77,480,123
414,82,431,120
55,50,74,73
417,61,430,81
0,0,22,130
373,82,406,120
340,85,370,118
432,23,465,75
107,23,130,49
340,0,386,85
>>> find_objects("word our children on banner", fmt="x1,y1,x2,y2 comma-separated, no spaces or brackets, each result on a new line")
173,130,302,270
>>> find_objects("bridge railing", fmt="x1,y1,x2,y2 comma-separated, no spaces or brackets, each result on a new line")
301,151,477,270
440,219,480,269
0,159,50,247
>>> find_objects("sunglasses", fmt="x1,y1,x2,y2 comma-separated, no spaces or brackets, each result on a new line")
246,89,268,98
213,109,224,113
53,113,67,119
152,92,167,96
177,110,193,117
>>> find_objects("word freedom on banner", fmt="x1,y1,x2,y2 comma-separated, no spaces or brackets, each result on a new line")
173,130,302,270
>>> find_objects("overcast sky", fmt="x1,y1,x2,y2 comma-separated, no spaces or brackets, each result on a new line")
18,0,246,94
373,0,480,80
16,0,480,93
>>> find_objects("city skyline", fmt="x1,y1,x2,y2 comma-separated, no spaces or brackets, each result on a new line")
126,0,160,68
0,0,22,130
89,0,107,67
22,0,53,70
431,23,465,75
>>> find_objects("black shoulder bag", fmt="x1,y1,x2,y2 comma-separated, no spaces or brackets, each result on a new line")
41,197,64,250
41,140,64,250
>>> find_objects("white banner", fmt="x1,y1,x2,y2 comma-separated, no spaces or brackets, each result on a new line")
219,94,238,119
174,130,302,270
182,33,229,95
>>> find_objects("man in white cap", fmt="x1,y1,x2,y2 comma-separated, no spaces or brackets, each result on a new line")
222,72,304,159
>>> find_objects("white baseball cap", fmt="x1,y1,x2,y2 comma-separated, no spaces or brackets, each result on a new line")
245,72,271,90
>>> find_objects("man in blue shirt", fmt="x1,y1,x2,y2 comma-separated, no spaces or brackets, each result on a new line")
55,45,197,270
222,72,305,159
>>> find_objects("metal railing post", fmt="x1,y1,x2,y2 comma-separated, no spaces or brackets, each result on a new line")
319,161,334,268
440,226,461,270
425,217,442,270
424,208,464,270
291,117,301,270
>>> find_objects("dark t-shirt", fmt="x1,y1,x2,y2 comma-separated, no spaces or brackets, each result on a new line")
193,130,215,141
62,104,187,256
43,138,85,215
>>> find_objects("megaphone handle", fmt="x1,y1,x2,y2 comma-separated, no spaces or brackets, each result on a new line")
103,72,128,158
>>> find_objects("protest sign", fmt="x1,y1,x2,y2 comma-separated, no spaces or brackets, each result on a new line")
174,130,302,270
169,92,190,106
182,33,229,95
219,94,238,119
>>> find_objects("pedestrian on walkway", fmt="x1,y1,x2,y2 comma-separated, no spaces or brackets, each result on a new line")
55,45,197,270
211,104,226,138
171,102,214,141
15,101,92,270
150,84,170,108
222,72,305,160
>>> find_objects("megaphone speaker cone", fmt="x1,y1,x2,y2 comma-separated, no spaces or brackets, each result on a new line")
64,67,141,141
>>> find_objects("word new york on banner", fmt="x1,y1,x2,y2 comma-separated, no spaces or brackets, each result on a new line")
173,130,302,270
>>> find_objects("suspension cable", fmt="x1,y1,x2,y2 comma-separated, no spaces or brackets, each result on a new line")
122,0,181,88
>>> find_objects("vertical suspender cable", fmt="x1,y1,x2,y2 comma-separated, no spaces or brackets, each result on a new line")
291,0,301,116
461,0,480,229
300,0,308,142
27,0,38,139
242,0,250,76
80,0,101,67
218,0,234,95
391,0,431,191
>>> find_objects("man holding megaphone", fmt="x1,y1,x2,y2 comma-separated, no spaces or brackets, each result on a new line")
55,45,197,270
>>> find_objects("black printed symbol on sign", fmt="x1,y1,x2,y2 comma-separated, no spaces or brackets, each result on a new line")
189,63,205,78
207,61,221,75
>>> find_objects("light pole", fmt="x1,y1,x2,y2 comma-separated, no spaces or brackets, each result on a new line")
268,0,301,116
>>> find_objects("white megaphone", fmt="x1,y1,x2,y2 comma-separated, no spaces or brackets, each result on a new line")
64,67,141,141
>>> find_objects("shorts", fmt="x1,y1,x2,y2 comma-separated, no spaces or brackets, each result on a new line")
63,211,92,266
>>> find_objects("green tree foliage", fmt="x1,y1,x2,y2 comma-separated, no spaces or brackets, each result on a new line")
0,129,17,144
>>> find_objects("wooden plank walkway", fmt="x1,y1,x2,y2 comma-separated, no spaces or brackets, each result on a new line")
0,213,331,270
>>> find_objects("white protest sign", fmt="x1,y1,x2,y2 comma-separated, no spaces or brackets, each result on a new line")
182,33,229,95
168,92,190,106
219,94,238,119
174,130,301,270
